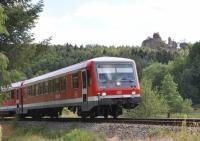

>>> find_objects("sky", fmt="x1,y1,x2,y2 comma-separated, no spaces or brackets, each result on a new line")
32,0,200,46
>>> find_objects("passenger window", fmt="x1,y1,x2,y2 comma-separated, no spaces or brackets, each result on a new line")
33,85,36,96
72,73,79,88
87,70,92,86
35,85,38,96
23,88,26,96
45,81,48,94
16,89,19,99
42,82,45,95
11,90,14,99
41,83,44,95
31,86,35,96
55,78,60,93
82,71,87,89
49,80,54,93
28,86,31,96
39,83,43,95
61,76,66,91
38,84,41,95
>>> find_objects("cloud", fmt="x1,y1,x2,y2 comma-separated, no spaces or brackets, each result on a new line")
33,0,200,46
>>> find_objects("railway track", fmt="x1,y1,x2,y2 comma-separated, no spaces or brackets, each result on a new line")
1,117,200,126
18,118,200,126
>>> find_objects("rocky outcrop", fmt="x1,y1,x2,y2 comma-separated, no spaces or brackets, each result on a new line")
142,33,178,50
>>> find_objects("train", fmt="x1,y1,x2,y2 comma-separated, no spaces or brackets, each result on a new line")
0,57,141,118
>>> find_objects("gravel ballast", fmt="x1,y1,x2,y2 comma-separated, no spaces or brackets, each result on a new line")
1,121,196,140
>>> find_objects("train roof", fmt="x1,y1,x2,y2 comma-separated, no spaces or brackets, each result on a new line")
91,57,133,62
8,57,134,88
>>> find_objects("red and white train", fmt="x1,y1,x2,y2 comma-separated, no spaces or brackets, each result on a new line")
0,57,141,118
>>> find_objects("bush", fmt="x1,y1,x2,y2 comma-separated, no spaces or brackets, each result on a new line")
124,80,168,118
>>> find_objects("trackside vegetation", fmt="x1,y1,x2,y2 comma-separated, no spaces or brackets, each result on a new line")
124,80,168,118
1,123,200,141
1,125,105,141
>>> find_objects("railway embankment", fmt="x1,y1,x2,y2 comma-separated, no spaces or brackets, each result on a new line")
1,120,200,140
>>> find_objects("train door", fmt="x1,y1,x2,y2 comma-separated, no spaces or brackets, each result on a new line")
16,89,22,114
82,70,88,102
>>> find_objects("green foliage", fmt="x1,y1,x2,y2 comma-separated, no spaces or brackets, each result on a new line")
0,53,10,85
142,62,170,90
0,52,9,70
3,125,105,141
160,74,192,114
0,53,26,85
17,43,177,79
148,127,171,138
0,0,44,47
147,125,200,141
3,125,64,141
171,123,200,141
124,80,168,118
63,129,105,141
0,5,8,35
178,42,200,104
62,107,70,115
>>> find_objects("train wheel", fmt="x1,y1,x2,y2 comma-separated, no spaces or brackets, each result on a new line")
113,114,118,119
103,114,108,118
111,106,119,119
54,112,59,118
81,114,87,119
103,107,109,118
19,114,25,119
90,113,95,119
89,109,97,119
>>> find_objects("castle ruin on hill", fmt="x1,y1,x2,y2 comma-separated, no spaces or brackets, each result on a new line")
141,33,188,50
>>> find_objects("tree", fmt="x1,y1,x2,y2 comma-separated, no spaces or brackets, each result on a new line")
0,0,44,50
142,62,170,90
179,42,200,104
0,5,8,35
0,53,10,85
0,0,44,75
124,80,168,118
160,74,192,116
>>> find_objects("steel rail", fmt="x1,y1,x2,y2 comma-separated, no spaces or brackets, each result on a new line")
16,118,200,126
1,117,200,126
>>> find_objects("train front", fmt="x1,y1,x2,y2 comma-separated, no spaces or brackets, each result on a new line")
92,58,141,118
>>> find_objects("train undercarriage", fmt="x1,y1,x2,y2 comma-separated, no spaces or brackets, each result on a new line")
69,97,141,118
0,97,141,119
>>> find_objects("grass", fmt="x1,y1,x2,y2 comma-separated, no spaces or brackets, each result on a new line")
1,124,105,141
147,127,171,138
60,107,78,118
63,129,105,141
145,122,200,141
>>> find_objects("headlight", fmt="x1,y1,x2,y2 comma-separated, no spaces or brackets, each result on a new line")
102,92,106,96
132,91,136,95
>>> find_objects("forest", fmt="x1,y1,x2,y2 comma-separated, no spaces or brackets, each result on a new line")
0,0,200,117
